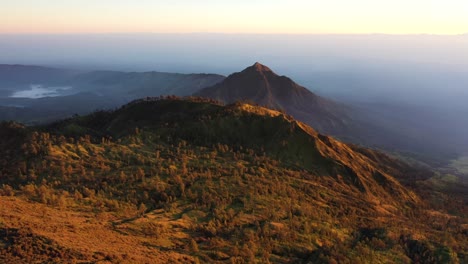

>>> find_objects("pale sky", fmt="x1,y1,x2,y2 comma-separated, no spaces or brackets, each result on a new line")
1,0,468,34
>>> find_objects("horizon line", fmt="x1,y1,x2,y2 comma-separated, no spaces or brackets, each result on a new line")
0,32,467,36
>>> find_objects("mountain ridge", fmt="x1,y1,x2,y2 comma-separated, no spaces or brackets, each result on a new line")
0,97,465,263
39,97,418,205
195,62,350,135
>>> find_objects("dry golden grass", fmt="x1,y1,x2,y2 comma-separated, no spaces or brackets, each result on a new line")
0,99,465,263
234,103,283,117
0,196,196,264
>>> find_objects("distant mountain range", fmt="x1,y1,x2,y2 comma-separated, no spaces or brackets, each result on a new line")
70,70,224,98
0,64,80,86
0,64,225,98
0,65,225,124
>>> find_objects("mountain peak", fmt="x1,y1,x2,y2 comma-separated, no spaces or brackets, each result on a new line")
243,62,273,73
195,63,350,134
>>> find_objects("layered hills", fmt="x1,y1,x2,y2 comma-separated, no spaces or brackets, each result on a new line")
0,98,465,263
72,70,225,98
0,65,225,124
0,64,225,98
0,64,80,88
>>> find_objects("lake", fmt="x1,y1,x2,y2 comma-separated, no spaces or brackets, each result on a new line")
10,84,74,99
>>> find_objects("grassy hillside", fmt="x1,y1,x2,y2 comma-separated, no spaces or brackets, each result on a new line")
0,97,466,263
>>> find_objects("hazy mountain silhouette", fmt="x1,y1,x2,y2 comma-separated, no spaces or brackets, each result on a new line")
71,70,225,97
196,62,350,134
0,64,225,124
0,65,80,95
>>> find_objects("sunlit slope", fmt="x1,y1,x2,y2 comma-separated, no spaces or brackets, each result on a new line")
0,97,465,263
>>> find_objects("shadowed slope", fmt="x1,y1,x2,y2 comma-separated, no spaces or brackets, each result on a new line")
196,62,350,134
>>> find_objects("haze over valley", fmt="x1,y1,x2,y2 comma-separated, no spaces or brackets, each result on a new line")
2,34,467,156
1,1,467,263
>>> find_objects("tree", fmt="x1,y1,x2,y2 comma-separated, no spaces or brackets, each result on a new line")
190,239,199,253
138,203,147,217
